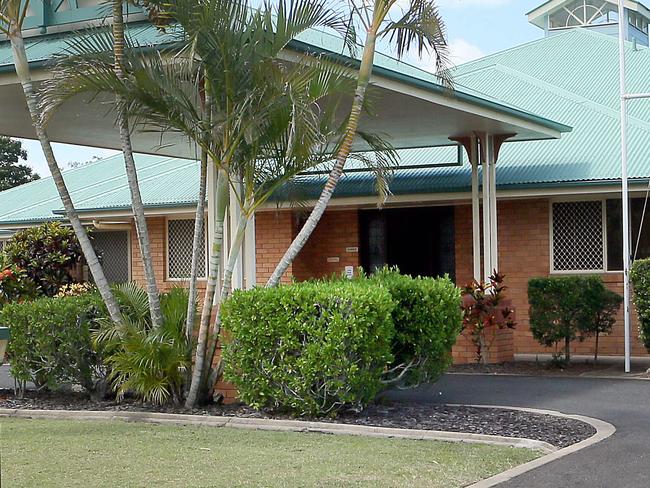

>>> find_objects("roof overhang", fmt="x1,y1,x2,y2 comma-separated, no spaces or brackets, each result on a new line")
0,25,570,158
528,0,650,29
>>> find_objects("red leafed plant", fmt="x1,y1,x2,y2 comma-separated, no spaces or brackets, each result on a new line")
462,272,516,364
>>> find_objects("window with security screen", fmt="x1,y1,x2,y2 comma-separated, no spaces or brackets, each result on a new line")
552,201,604,272
167,219,206,279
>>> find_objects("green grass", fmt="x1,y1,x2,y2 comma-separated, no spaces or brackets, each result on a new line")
1,418,541,487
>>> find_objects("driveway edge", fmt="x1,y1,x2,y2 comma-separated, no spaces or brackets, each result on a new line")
464,405,616,488
0,407,556,452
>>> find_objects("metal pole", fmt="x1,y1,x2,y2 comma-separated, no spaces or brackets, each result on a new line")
470,135,481,282
618,0,632,373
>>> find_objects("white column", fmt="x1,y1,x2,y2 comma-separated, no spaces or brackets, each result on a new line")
481,135,492,281
470,136,481,282
243,212,257,289
228,183,244,290
488,135,499,273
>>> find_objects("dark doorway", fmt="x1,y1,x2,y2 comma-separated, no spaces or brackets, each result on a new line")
360,206,455,280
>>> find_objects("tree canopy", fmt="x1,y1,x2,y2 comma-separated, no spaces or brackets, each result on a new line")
0,136,39,191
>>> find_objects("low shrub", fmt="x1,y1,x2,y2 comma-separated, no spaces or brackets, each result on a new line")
94,283,193,405
0,264,38,307
528,276,621,363
2,292,105,395
222,281,395,416
369,268,462,387
462,272,516,364
631,259,650,351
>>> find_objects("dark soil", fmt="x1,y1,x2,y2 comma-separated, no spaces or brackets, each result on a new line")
0,389,594,449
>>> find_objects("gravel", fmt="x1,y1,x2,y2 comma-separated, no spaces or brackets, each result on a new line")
0,389,595,449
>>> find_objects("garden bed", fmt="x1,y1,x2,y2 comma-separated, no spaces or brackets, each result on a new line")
0,389,595,449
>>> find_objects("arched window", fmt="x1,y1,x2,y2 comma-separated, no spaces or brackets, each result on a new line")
549,1,619,29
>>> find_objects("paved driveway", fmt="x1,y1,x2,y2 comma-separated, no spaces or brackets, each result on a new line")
388,374,650,487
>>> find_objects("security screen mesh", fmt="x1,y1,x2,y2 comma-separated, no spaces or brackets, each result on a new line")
93,230,130,283
167,219,206,279
552,201,604,271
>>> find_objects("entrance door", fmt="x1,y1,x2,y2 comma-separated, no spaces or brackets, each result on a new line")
360,206,455,280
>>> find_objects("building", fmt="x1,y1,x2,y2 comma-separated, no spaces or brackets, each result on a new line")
2,0,650,363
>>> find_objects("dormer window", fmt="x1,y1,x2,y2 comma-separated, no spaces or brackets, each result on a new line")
629,11,649,34
548,1,619,29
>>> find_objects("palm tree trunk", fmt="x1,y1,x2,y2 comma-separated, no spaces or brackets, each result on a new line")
112,0,163,328
185,168,229,408
7,26,122,323
184,148,208,340
266,30,378,287
205,211,249,395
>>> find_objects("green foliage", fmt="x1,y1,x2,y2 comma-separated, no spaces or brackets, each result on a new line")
0,136,39,191
0,264,38,307
3,222,83,297
369,267,462,387
1,292,105,395
462,272,516,363
94,283,193,405
631,259,650,351
222,281,395,416
528,276,621,363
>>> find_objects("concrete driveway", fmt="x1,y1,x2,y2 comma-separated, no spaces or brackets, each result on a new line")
388,374,650,487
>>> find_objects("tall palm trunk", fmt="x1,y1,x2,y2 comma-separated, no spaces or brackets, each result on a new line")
7,25,122,323
184,148,208,340
266,30,378,287
205,210,249,394
112,0,163,328
185,168,229,407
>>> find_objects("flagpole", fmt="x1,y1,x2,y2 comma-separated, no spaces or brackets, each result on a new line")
618,0,632,373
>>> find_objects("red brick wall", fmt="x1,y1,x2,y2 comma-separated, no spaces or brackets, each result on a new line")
254,211,294,285
455,199,649,359
292,209,360,281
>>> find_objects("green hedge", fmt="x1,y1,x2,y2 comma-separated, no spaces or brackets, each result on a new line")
222,281,395,416
631,259,650,350
1,292,105,393
370,268,462,387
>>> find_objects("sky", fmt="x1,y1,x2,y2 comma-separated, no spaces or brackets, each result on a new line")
19,0,545,177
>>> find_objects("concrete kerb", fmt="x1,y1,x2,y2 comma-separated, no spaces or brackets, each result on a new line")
464,405,616,488
0,407,556,452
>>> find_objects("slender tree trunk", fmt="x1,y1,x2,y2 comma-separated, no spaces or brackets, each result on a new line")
112,0,163,328
595,332,600,362
565,336,571,363
8,26,122,323
205,211,249,395
185,168,229,408
266,31,378,287
185,149,208,341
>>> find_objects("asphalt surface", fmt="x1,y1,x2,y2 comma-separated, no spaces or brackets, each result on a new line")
387,373,650,488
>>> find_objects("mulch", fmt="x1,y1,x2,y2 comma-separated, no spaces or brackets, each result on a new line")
0,389,595,449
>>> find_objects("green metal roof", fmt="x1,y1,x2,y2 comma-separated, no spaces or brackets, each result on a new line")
1,28,643,224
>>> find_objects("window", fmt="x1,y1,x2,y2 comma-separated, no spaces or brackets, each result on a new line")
167,218,206,280
549,1,619,29
629,12,649,34
92,230,130,284
552,201,605,272
552,198,650,273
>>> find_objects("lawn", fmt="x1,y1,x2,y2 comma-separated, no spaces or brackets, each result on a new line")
1,418,540,487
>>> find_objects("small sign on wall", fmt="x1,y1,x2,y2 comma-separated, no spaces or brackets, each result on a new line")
345,266,354,279
327,257,340,263
346,247,359,253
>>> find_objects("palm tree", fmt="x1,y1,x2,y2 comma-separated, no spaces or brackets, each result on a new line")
0,0,122,323
112,0,163,329
266,0,450,287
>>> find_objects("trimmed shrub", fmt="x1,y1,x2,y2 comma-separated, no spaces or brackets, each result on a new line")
2,292,105,395
631,259,650,351
528,276,621,363
0,264,38,307
369,268,462,387
222,281,395,416
3,222,83,296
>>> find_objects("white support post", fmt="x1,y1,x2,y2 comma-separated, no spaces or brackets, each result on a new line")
470,135,482,282
243,212,256,289
481,135,492,281
229,183,244,290
618,0,632,373
488,135,499,273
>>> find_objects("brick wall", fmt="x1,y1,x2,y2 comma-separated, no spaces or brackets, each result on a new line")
254,211,294,285
455,199,649,359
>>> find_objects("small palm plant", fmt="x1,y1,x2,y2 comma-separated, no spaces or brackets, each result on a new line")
94,283,194,405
